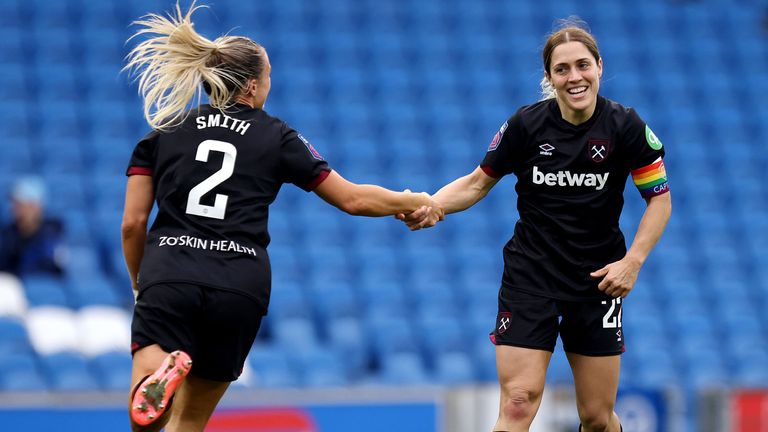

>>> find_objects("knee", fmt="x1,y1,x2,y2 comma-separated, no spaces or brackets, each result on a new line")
499,386,541,422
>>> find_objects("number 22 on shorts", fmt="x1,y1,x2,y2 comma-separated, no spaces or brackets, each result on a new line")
601,298,622,329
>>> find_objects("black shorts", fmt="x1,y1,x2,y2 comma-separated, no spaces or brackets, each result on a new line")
491,288,625,356
131,283,264,381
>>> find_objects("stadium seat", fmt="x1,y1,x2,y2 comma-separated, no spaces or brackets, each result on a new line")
248,343,300,388
367,316,419,358
76,306,131,357
415,312,469,365
0,351,49,392
38,352,100,392
634,349,681,389
0,273,28,319
23,276,71,308
378,352,429,386
67,273,123,308
272,318,320,349
310,279,361,322
26,306,80,355
90,351,133,391
434,352,476,385
547,350,575,385
289,345,350,388
326,317,368,378
0,316,31,353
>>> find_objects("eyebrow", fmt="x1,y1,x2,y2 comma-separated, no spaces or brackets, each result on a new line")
552,58,592,68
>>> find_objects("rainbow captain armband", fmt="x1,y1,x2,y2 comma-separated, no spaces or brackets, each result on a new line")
631,157,669,198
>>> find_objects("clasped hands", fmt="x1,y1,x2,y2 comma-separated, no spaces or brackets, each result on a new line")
396,192,445,231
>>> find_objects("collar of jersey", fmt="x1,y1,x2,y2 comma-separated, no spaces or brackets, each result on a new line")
548,95,606,131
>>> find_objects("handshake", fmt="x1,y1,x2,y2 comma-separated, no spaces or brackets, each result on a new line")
395,191,445,231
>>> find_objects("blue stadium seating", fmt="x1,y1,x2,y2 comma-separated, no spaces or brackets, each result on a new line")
248,343,300,388
38,352,100,392
89,351,133,391
0,351,48,392
0,2,766,418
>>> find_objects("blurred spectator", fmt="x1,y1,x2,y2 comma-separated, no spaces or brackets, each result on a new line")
0,176,64,276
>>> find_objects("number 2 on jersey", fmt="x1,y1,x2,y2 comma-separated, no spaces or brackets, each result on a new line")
185,140,237,220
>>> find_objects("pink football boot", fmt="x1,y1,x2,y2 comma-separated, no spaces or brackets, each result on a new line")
131,350,192,426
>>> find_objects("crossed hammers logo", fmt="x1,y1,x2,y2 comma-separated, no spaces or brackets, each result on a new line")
588,139,610,162
499,317,510,332
591,145,606,160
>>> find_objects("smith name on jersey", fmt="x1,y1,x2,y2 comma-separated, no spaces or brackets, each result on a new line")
481,96,669,300
126,104,331,312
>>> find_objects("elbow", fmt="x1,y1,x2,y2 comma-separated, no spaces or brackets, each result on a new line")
121,216,148,239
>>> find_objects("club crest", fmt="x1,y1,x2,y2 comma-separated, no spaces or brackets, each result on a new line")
497,312,513,334
587,139,611,163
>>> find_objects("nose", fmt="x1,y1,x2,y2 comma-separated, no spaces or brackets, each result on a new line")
568,68,582,82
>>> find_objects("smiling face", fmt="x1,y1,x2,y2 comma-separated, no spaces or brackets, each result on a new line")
545,41,602,125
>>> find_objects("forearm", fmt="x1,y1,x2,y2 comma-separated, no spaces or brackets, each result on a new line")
121,224,147,288
349,184,431,216
433,174,491,214
625,192,672,265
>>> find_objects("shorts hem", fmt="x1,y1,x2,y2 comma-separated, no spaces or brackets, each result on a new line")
131,338,178,357
491,339,555,353
563,348,623,357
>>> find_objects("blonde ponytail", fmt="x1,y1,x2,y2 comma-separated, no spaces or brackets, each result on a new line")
539,77,556,101
124,2,258,130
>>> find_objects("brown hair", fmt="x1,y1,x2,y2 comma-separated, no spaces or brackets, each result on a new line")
124,1,267,130
539,18,601,100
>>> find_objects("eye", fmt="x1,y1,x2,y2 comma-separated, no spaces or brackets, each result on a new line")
579,62,590,69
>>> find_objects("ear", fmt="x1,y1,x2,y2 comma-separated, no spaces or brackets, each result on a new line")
597,58,603,79
247,78,259,96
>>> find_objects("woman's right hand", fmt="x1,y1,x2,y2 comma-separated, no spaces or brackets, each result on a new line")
397,192,444,231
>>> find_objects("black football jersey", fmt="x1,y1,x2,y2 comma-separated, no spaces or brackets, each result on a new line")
481,96,668,300
126,104,330,310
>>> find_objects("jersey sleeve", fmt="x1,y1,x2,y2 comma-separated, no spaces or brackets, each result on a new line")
126,131,159,176
480,112,526,178
623,109,670,198
279,125,331,191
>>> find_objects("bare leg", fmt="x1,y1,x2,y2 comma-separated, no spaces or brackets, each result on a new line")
129,344,171,432
164,374,230,432
567,353,622,432
493,345,551,432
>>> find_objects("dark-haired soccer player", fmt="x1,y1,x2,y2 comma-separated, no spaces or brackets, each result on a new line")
400,21,671,432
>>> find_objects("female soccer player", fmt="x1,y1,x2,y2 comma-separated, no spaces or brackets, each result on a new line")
121,3,442,431
401,20,671,432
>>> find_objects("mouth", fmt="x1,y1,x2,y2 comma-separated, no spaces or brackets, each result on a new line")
567,86,588,96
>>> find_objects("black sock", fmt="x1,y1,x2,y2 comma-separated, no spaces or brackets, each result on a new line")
578,423,622,432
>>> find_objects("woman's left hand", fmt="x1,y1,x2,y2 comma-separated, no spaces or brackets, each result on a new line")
590,257,642,298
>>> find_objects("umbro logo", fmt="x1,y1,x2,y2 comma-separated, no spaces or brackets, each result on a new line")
539,143,554,156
